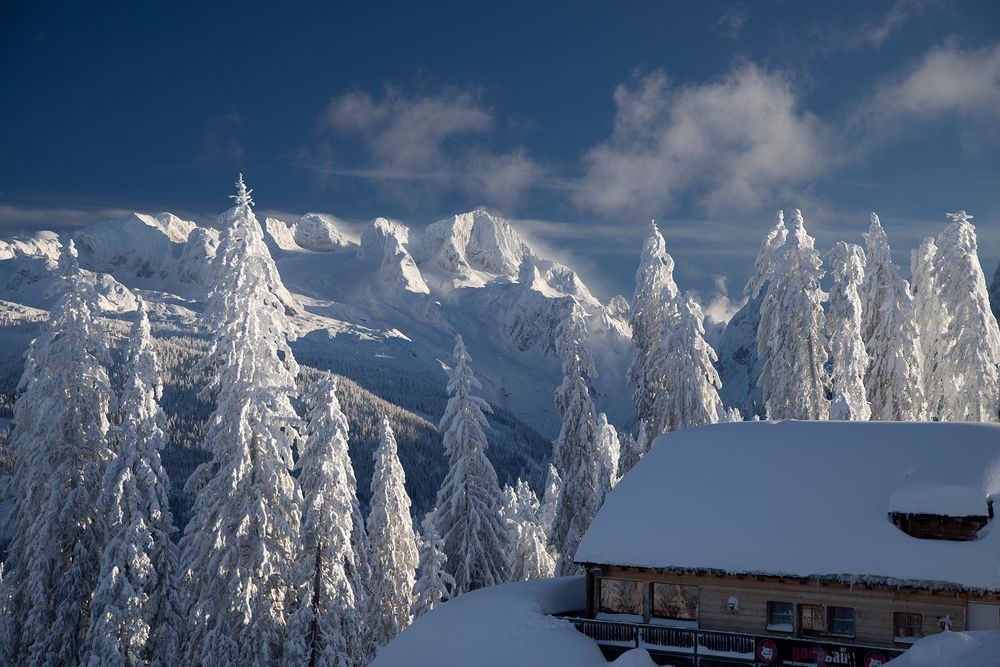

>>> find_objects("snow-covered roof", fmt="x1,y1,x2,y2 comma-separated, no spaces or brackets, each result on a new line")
886,630,1000,666
576,421,1000,592
371,577,657,667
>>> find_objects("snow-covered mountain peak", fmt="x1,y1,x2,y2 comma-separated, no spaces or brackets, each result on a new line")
72,211,198,279
0,230,61,261
359,217,411,260
263,213,355,253
295,212,355,251
411,208,530,278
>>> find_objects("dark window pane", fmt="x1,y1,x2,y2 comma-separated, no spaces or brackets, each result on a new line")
829,607,855,636
599,579,644,616
768,601,794,630
894,612,923,639
652,583,698,620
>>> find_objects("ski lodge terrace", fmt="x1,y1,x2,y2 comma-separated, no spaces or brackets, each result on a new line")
560,420,1000,666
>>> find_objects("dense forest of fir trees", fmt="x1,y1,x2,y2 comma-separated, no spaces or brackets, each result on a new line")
0,174,998,666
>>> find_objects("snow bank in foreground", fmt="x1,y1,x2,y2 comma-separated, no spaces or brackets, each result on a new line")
371,577,657,667
887,630,1000,666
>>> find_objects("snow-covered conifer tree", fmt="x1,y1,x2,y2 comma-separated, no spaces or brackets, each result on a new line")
911,237,944,414
82,297,182,667
649,295,725,428
989,259,1000,325
746,213,789,301
501,480,556,581
410,513,455,620
549,306,606,575
285,378,370,667
826,242,871,421
431,335,510,594
627,222,679,439
0,240,114,666
538,464,561,534
860,213,926,420
179,175,303,666
616,421,648,478
757,209,830,420
596,413,620,492
366,417,419,650
932,211,1000,421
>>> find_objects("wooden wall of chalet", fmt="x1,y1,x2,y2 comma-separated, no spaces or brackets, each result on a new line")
595,566,995,646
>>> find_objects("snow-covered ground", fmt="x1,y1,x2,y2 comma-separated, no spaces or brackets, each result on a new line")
371,577,658,667
887,630,1000,666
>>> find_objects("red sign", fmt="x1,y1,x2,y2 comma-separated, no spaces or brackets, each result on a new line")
754,637,901,666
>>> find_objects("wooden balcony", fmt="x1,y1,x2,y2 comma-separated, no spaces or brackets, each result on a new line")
556,616,906,666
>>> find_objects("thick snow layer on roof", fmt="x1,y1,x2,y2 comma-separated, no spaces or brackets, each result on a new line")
371,577,658,667
887,630,1000,666
576,421,1000,591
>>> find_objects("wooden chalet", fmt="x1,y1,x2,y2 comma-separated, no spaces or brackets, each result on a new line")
560,420,1000,666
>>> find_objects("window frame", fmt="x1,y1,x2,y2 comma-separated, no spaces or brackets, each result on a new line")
766,601,795,633
650,582,699,623
798,604,826,636
894,612,924,643
828,606,855,638
596,578,646,620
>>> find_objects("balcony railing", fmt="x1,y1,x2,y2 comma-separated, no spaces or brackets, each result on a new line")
559,616,903,665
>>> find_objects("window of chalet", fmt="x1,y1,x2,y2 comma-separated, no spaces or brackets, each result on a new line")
599,579,644,618
829,607,855,637
767,601,795,632
799,604,825,636
651,583,698,623
894,612,923,643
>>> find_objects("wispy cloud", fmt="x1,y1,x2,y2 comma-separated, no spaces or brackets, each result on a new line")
860,0,928,48
850,41,1000,152
0,203,133,233
575,65,829,218
305,86,546,207
715,3,748,41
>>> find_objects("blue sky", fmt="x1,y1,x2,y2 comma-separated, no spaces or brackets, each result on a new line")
1,0,998,304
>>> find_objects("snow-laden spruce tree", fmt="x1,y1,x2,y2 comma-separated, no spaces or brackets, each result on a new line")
826,242,872,421
617,421,648,479
757,209,830,420
648,294,725,428
746,212,789,301
860,213,926,420
366,416,419,651
82,297,182,667
989,259,1000,325
431,335,510,593
0,240,114,666
596,413,620,492
501,479,556,581
179,175,304,666
911,237,944,414
549,305,609,576
538,464,561,535
410,513,455,620
628,221,679,439
285,378,370,667
932,211,1000,421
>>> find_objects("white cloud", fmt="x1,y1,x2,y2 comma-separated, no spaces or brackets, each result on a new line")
576,66,828,217
861,0,923,48
715,4,749,41
0,203,133,232
701,275,747,325
314,86,543,206
870,42,1000,120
